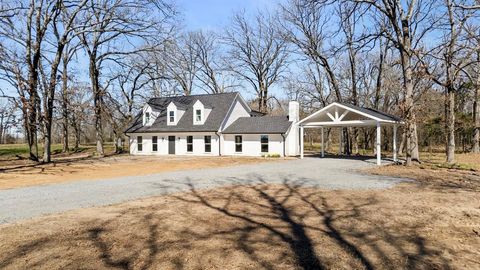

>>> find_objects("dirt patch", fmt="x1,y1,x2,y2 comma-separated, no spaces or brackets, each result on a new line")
366,164,480,192
0,173,479,269
0,155,273,190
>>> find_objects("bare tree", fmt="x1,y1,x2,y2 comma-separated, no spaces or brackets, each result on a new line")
0,0,59,161
164,33,199,95
354,0,437,165
105,53,162,129
68,84,90,150
281,0,342,102
40,0,88,162
0,98,17,144
461,14,480,153
225,12,289,113
59,40,82,153
189,30,237,94
419,0,474,163
75,0,176,155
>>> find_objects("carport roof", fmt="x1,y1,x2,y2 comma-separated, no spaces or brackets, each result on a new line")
298,102,402,127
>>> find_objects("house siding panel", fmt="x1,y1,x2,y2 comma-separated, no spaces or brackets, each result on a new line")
222,134,284,157
128,132,219,156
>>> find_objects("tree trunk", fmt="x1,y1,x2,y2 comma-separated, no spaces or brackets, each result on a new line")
72,115,81,150
62,52,69,152
446,87,455,163
89,57,104,156
343,128,350,155
113,132,119,153
473,58,480,153
326,128,331,152
27,94,39,161
400,47,419,165
352,128,358,154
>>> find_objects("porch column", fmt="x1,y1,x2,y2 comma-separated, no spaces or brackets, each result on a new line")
376,122,381,165
300,126,304,159
321,126,325,158
393,124,397,162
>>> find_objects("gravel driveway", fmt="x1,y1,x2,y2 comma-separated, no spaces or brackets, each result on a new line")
0,157,406,224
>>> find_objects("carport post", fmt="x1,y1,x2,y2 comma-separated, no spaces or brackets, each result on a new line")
300,126,304,159
321,127,325,158
393,124,397,162
376,122,381,165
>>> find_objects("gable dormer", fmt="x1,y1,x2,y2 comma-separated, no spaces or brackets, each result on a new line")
143,104,158,126
192,100,212,125
167,101,185,126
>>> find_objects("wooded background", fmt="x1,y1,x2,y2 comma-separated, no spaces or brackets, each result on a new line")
0,0,479,165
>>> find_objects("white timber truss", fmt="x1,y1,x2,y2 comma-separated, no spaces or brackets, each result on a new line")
297,102,403,165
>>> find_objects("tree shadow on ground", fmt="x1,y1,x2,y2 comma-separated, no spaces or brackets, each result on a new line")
169,177,451,270
0,177,458,269
0,151,121,173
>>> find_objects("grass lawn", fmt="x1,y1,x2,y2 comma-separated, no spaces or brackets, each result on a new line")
0,167,479,269
0,143,110,160
306,142,480,171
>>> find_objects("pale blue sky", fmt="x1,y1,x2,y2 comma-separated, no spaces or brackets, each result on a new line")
0,0,288,100
177,0,282,31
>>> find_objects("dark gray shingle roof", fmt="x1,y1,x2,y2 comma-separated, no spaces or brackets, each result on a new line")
340,103,402,122
222,116,292,134
125,92,238,133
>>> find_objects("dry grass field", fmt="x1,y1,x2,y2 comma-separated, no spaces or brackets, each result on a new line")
0,144,273,190
0,144,479,269
0,160,479,269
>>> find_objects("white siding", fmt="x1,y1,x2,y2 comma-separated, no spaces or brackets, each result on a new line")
222,134,285,157
285,123,300,156
128,132,220,156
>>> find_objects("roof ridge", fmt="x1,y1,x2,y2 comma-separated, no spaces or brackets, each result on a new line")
149,92,238,101
238,115,288,118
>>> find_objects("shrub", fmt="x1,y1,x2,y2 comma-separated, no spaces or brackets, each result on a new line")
262,153,281,158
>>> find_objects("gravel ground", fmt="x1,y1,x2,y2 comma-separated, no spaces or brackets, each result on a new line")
0,157,406,224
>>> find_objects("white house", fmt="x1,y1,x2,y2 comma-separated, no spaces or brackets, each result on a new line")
125,92,300,157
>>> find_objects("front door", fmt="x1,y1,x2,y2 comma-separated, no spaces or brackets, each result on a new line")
168,136,176,154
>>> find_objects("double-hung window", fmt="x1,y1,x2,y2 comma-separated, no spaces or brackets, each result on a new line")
235,135,242,153
204,136,211,153
169,111,175,123
137,136,143,152
196,109,202,122
152,136,158,152
187,136,193,152
145,112,150,124
261,135,269,153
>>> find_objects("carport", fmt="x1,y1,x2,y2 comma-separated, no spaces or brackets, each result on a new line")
297,102,403,165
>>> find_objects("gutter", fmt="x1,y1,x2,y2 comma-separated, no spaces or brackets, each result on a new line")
281,133,286,157
215,132,221,156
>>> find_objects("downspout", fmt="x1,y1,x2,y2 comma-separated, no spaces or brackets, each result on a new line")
215,131,221,156
281,133,286,157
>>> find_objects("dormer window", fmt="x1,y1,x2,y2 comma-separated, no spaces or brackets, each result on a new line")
195,109,202,122
169,111,175,123
193,100,209,125
167,101,184,126
145,112,150,125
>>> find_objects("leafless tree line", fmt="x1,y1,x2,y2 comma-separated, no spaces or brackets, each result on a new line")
0,0,479,165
